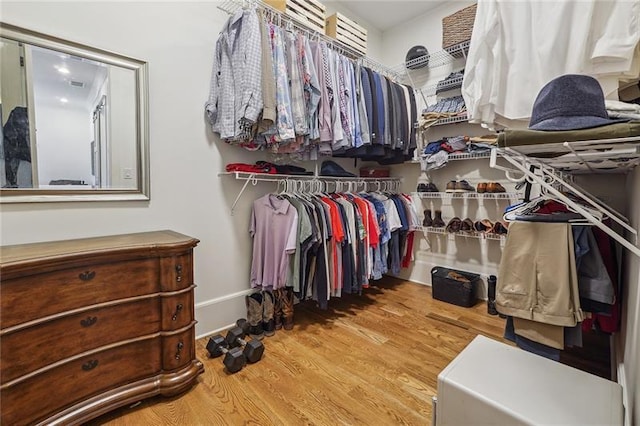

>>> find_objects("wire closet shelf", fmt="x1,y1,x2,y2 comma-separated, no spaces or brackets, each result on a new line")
490,135,640,259
220,171,403,214
216,0,400,79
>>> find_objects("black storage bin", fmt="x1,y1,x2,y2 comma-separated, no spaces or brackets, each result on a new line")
430,267,480,307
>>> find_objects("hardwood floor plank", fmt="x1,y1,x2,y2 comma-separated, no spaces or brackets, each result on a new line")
88,277,609,425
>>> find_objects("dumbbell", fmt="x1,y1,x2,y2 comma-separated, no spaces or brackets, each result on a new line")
205,334,246,374
225,323,264,364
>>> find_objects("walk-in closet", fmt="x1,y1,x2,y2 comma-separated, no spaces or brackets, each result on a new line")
1,0,639,425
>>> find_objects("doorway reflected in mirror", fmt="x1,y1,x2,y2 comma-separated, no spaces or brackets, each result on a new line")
0,22,149,202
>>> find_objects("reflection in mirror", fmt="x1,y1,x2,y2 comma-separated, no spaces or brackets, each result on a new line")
0,22,149,202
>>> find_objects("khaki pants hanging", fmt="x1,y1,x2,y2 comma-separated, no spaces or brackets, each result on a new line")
496,222,584,327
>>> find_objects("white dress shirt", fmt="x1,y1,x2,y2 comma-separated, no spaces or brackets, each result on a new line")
462,0,640,129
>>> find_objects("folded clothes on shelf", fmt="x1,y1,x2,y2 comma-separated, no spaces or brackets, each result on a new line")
435,70,464,94
497,122,640,151
226,162,278,174
424,95,467,114
226,161,313,175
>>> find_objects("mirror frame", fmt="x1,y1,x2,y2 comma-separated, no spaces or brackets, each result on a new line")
0,22,150,203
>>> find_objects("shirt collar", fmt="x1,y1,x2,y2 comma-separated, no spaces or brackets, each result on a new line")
264,194,290,215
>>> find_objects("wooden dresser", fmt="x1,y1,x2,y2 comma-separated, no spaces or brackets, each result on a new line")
0,230,204,425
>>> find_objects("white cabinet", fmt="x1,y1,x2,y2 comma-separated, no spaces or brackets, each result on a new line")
435,335,623,425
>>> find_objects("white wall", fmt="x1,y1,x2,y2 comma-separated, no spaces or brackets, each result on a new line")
381,0,475,103
34,102,92,185
620,167,640,426
108,66,137,189
375,2,503,293
0,1,370,339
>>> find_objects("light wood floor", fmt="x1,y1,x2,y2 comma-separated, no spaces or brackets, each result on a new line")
88,277,606,425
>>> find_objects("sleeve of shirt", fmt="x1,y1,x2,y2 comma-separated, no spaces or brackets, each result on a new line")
461,0,500,126
249,206,257,238
300,208,313,244
242,8,263,123
205,38,222,127
384,199,402,232
588,0,640,75
285,210,299,254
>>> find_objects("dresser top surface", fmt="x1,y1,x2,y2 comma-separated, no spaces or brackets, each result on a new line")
0,230,198,266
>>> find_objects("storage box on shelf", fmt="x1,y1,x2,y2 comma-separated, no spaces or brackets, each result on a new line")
442,3,477,50
264,0,326,34
325,12,367,56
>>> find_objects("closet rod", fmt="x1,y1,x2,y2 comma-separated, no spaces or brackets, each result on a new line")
490,147,640,259
219,171,403,215
216,0,400,79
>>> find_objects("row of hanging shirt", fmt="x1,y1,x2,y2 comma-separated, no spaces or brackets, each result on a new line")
205,6,418,165
249,182,420,309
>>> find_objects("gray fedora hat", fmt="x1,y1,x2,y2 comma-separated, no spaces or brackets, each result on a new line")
529,74,629,131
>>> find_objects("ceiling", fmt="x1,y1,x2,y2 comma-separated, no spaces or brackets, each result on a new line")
31,45,107,109
330,1,445,32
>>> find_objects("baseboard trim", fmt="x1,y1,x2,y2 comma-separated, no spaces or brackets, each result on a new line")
195,288,255,339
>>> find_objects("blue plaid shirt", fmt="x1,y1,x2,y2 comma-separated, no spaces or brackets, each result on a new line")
206,7,263,140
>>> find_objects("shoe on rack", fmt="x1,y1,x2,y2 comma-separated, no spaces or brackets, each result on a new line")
454,180,475,192
461,218,474,232
474,219,494,233
492,221,509,235
486,182,507,193
446,217,462,233
432,210,446,228
417,183,428,192
425,182,439,192
423,210,433,227
445,180,457,193
477,182,487,193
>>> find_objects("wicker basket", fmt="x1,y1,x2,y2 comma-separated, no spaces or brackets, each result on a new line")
442,3,477,49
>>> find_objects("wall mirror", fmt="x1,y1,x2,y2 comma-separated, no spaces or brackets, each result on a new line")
0,22,149,203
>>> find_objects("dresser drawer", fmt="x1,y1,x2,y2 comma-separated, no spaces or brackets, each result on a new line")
161,288,194,330
1,258,159,328
162,326,196,371
1,337,162,426
1,297,162,384
160,252,193,291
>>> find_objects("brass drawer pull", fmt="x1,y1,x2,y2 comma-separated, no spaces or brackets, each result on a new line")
80,316,98,327
82,359,99,371
79,271,96,281
175,265,183,282
171,304,183,321
175,341,184,360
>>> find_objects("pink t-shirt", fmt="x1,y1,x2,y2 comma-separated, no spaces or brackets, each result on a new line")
250,194,298,289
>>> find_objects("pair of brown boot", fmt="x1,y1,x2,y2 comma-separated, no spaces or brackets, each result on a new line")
423,210,445,228
246,288,294,340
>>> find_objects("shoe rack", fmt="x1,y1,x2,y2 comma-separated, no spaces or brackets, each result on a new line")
392,125,520,289
414,192,519,200
418,225,507,243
